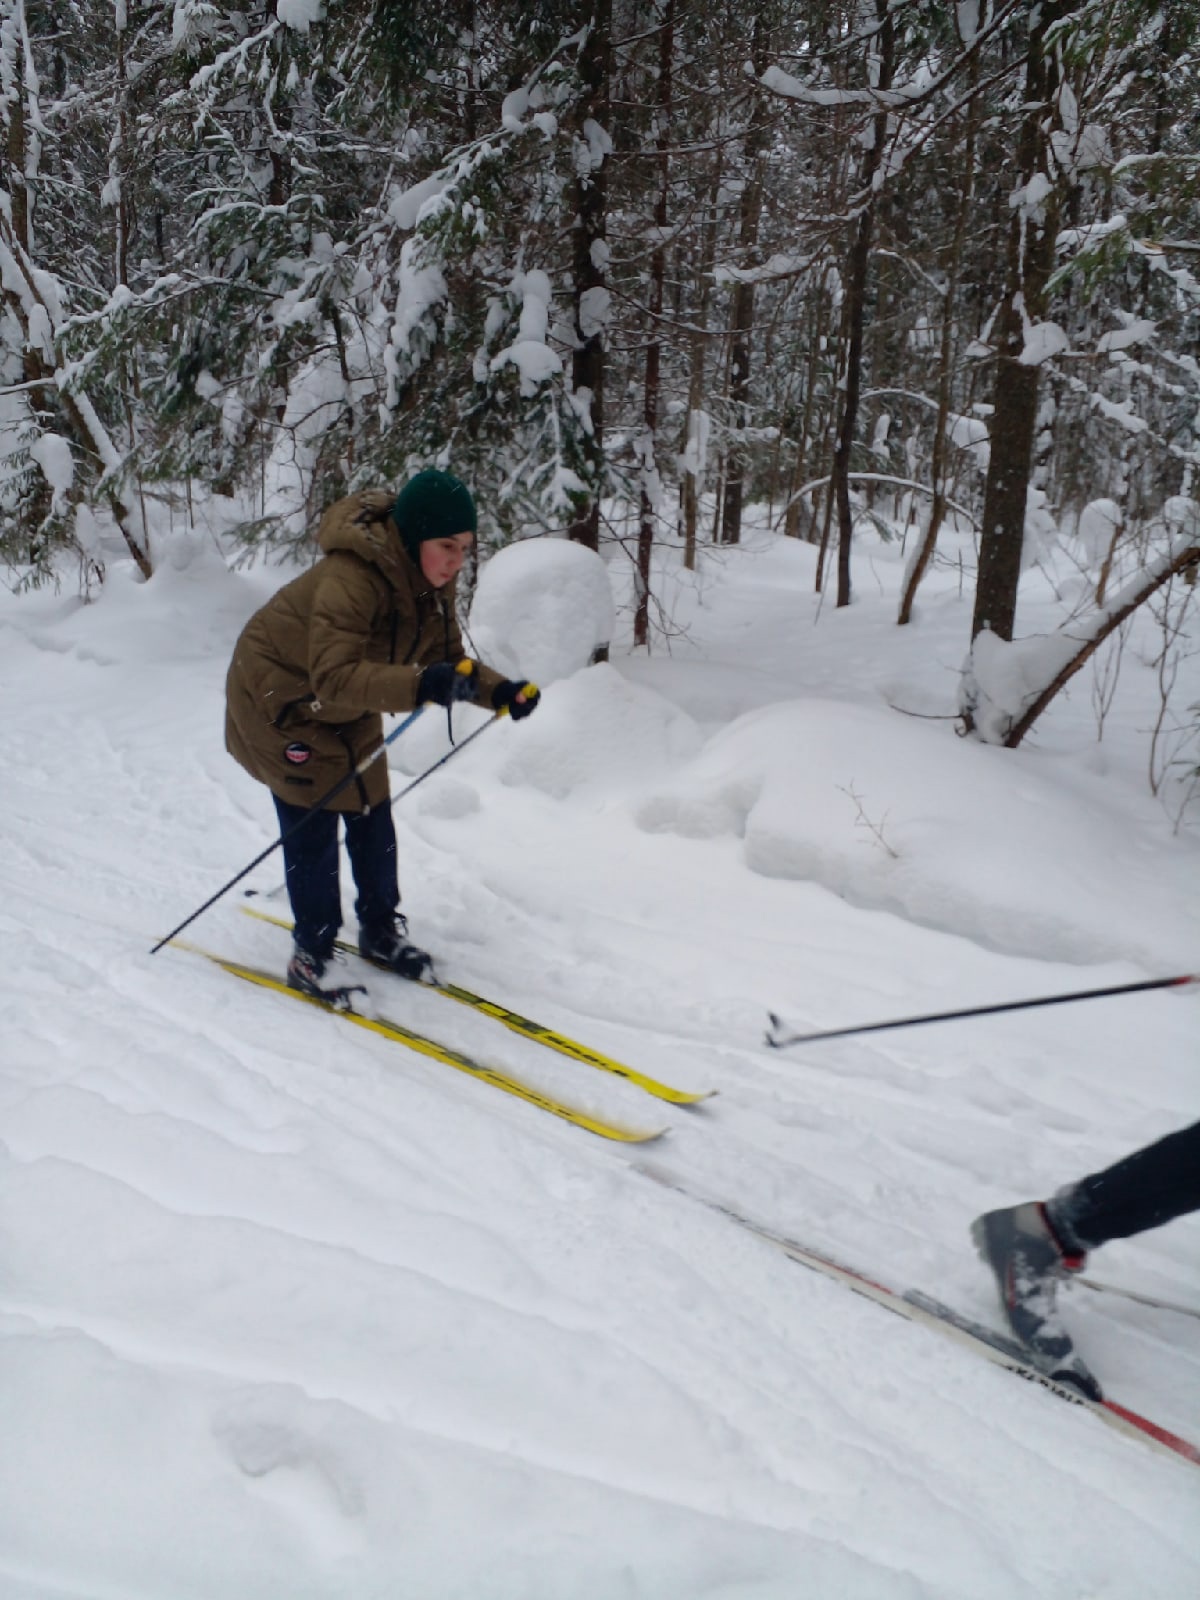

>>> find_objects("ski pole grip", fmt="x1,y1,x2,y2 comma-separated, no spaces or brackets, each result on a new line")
496,680,538,718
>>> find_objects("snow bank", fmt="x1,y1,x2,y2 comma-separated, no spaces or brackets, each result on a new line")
469,536,615,685
493,662,701,800
636,699,1193,967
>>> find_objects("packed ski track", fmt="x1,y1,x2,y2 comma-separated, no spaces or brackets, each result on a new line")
2,513,1198,1599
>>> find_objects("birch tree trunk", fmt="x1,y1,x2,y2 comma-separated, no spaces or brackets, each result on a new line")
682,156,721,572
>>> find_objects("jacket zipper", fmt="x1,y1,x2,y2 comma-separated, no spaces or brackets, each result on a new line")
397,590,443,665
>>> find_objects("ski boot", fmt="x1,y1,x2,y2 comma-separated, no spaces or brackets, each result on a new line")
358,915,436,984
287,945,365,1012
971,1200,1101,1399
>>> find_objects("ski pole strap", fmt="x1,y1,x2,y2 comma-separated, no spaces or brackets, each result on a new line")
765,973,1199,1050
150,706,426,954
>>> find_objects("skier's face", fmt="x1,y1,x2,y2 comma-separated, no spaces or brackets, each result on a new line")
419,532,473,588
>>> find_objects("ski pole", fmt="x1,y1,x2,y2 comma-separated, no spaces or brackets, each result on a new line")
150,705,427,954
765,972,1199,1050
245,708,506,904
388,708,501,806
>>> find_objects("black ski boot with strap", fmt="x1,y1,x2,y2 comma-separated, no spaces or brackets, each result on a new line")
359,915,436,984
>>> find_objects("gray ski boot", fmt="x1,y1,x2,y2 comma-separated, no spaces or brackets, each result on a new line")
971,1201,1101,1399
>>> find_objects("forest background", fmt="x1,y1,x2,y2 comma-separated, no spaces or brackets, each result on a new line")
1,0,1199,760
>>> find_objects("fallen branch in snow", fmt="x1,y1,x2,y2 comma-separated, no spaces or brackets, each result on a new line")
836,782,899,859
1001,542,1200,749
886,703,960,721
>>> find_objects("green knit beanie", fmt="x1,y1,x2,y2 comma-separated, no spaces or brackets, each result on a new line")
391,469,477,562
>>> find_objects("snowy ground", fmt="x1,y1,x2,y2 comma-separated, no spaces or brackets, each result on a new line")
2,507,1198,1599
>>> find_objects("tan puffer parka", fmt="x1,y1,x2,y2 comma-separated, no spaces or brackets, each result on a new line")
225,491,504,812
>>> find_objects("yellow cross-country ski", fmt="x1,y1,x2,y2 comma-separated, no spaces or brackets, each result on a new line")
174,940,668,1145
241,904,714,1107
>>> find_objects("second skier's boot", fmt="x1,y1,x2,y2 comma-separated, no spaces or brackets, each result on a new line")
971,1200,1100,1399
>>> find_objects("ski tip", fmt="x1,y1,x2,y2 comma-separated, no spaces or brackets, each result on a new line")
680,1088,719,1105
610,1124,671,1146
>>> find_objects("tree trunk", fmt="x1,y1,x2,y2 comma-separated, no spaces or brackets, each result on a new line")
567,0,612,554
783,298,823,541
718,11,769,546
897,17,982,625
682,155,722,571
634,0,673,648
968,3,1062,651
832,0,894,607
7,62,29,252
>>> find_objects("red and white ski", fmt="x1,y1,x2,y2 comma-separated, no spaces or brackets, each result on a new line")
634,1162,1200,1469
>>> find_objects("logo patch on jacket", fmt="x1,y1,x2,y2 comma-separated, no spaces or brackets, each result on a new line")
284,742,312,765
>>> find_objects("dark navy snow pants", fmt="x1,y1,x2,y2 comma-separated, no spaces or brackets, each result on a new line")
273,794,400,959
1052,1121,1200,1249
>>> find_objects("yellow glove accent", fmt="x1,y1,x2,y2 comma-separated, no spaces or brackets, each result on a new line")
497,684,539,717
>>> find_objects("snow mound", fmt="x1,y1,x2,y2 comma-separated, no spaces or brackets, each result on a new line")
494,663,701,800
417,777,481,819
636,700,1192,967
469,537,614,685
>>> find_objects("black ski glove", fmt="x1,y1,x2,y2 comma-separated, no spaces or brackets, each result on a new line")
417,659,480,707
491,679,541,721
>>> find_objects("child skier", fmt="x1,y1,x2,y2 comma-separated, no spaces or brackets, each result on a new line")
225,469,539,1001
